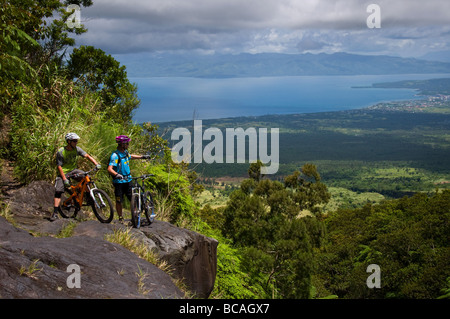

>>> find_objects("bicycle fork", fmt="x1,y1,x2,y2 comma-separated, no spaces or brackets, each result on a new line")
132,188,142,227
89,185,106,209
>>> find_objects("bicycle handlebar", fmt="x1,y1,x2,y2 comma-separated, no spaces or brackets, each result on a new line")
67,169,154,181
131,174,154,180
66,166,100,180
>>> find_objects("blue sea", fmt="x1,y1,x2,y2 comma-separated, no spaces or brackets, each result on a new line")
131,74,450,123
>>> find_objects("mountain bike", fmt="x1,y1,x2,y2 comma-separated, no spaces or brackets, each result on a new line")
59,167,114,223
130,174,155,228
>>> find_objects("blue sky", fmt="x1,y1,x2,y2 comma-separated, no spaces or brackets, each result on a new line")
75,0,450,59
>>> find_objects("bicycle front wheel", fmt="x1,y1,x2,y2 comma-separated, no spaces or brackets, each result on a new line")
143,191,155,224
130,193,141,228
89,189,114,223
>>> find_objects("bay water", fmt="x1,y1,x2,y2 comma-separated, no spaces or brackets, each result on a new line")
131,74,449,123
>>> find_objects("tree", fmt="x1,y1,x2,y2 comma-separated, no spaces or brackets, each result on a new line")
67,45,140,124
285,163,330,216
2,0,93,66
223,163,329,298
317,190,450,299
0,4,39,110
248,160,264,182
1,0,94,111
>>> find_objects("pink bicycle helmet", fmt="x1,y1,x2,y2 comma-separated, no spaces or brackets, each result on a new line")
115,135,131,143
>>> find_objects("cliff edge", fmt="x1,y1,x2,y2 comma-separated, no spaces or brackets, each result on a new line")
0,180,218,299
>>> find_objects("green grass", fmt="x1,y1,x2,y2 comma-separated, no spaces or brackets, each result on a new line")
195,189,230,209
18,259,43,279
324,187,385,212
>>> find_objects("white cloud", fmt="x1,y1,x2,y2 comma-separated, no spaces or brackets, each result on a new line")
75,0,450,57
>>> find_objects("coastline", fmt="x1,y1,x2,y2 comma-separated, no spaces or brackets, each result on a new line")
134,76,450,125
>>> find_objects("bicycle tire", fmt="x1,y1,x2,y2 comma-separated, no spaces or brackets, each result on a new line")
143,191,155,224
89,188,114,223
130,193,141,228
59,191,79,218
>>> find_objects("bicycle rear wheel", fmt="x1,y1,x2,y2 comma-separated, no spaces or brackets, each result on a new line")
130,193,141,228
59,191,79,218
88,189,114,223
143,191,155,224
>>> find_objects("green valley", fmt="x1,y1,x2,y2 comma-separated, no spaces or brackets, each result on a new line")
159,80,450,209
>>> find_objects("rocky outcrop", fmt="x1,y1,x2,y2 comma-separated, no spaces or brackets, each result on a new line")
140,221,218,298
0,181,218,299
70,220,218,298
0,216,183,298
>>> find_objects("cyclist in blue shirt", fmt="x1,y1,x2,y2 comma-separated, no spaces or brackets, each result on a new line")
107,135,150,222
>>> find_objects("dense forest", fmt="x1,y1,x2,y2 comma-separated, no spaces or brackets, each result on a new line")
1,1,449,299
160,105,450,198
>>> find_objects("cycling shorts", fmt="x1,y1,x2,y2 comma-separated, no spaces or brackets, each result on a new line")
113,182,132,203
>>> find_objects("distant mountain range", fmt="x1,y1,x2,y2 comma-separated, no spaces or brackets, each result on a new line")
420,50,450,63
120,52,450,78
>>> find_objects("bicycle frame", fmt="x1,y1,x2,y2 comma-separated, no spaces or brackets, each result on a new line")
130,174,154,227
63,169,100,208
131,178,145,212
58,167,114,223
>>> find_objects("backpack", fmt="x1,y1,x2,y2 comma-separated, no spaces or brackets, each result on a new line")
109,150,131,180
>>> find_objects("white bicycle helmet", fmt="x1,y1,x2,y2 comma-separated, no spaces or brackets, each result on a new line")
65,132,80,141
